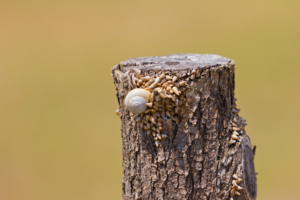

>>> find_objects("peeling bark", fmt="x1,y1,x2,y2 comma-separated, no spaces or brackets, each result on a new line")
111,54,257,200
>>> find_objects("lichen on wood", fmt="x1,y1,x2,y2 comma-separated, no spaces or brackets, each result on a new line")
112,54,257,200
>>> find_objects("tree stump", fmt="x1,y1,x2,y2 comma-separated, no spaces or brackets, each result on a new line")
111,54,257,200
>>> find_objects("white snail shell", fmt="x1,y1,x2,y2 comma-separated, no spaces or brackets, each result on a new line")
125,89,150,114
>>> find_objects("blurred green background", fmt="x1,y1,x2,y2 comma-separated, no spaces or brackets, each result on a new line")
0,0,299,199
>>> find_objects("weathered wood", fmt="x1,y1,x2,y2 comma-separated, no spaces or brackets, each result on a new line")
112,54,257,200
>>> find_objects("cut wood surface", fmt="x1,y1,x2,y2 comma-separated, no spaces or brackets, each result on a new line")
112,54,257,200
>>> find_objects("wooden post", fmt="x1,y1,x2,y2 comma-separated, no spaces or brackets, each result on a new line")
112,54,257,200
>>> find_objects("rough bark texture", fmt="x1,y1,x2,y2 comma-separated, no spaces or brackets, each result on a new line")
111,54,257,200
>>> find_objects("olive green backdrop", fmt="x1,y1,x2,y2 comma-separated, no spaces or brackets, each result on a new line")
0,0,299,199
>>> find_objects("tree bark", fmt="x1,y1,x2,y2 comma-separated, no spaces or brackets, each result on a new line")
111,54,257,200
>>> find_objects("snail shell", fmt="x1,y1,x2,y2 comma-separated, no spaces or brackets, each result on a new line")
125,88,150,114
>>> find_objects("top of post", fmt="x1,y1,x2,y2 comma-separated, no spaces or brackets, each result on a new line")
118,54,235,70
